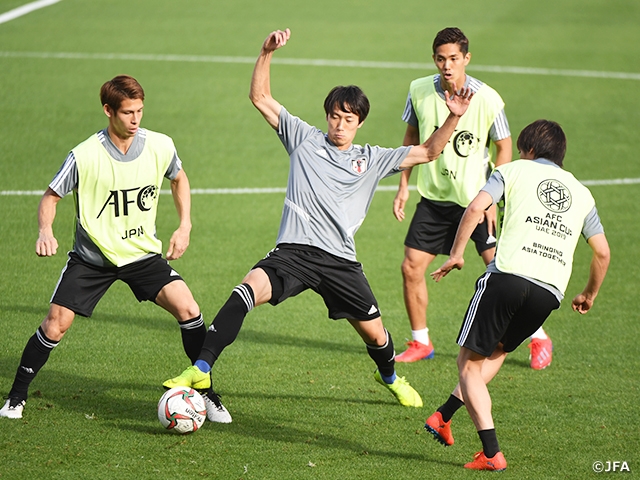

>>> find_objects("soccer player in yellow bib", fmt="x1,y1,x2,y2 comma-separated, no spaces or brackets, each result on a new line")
0,76,230,423
424,120,610,470
393,27,553,369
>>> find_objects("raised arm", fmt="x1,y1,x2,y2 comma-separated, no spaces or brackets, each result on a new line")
249,28,290,129
166,169,192,260
35,187,62,256
399,85,473,169
572,233,610,314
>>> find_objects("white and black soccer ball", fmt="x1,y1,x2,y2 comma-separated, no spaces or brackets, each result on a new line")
157,387,206,434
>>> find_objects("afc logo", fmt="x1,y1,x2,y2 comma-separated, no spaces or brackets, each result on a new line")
431,126,481,180
429,126,480,158
452,130,480,157
537,179,572,213
97,185,158,218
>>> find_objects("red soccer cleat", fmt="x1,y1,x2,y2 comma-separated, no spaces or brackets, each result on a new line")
528,337,553,370
424,411,454,446
395,340,434,363
464,451,507,471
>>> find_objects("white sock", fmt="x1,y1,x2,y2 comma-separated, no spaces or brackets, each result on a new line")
411,328,430,346
530,327,548,340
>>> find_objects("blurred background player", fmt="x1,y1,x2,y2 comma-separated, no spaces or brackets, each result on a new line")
0,75,230,423
425,119,610,470
392,27,553,369
164,29,474,412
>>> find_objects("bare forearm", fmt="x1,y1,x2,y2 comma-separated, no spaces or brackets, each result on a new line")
493,137,512,167
449,210,483,258
36,188,61,256
401,112,461,168
171,172,192,232
423,112,461,159
583,234,610,299
398,167,412,188
450,192,493,258
249,50,274,106
249,29,288,128
38,188,60,235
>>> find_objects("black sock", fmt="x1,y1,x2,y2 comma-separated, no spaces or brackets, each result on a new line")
9,327,59,401
437,394,465,422
198,284,254,367
366,329,395,378
178,313,206,364
478,428,500,458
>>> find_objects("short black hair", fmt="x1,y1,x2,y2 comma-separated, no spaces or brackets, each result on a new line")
517,120,567,167
323,85,370,123
432,27,469,55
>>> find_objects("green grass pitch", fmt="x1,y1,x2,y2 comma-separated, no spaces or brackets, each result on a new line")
0,0,638,478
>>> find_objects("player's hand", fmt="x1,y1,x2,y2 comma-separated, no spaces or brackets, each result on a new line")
166,228,190,260
444,82,474,117
571,293,594,314
262,28,291,54
430,256,464,282
393,186,410,221
36,231,58,256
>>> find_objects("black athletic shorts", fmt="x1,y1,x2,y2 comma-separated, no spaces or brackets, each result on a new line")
456,271,560,357
51,252,183,317
404,197,495,255
252,244,381,321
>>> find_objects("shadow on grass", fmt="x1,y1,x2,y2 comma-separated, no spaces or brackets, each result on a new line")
5,373,422,420
203,411,463,465
3,304,364,356
0,367,464,468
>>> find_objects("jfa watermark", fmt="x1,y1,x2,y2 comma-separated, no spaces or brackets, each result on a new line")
593,461,631,473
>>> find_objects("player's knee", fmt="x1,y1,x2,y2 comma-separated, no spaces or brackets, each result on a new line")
41,323,64,341
401,257,425,282
456,348,484,374
178,302,200,322
41,314,72,341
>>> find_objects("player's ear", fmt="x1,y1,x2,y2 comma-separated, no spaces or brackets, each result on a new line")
464,52,471,65
103,104,113,118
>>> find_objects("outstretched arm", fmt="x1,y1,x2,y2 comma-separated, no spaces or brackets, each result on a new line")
572,233,610,314
166,169,192,260
399,84,474,169
430,190,493,282
249,28,290,129
35,188,62,256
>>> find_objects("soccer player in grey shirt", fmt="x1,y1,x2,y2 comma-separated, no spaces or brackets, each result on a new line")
164,29,473,411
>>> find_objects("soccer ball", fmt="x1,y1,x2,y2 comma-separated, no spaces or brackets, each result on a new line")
157,387,206,434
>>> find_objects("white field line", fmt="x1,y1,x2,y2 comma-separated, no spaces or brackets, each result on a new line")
2,179,639,197
0,50,639,81
0,0,61,25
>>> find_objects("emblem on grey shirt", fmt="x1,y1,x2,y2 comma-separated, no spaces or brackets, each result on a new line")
352,158,368,174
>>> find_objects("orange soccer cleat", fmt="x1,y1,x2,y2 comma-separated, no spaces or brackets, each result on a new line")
529,337,553,370
395,340,434,363
424,411,454,446
464,451,507,471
